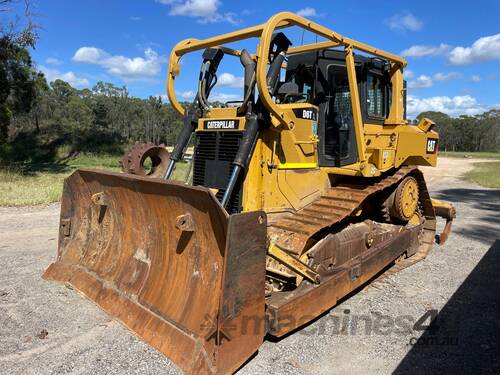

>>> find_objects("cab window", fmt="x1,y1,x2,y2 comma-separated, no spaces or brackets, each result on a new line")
366,74,388,118
282,65,315,103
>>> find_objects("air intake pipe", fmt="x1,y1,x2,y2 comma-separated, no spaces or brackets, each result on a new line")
221,39,290,209
266,50,286,96
239,49,255,111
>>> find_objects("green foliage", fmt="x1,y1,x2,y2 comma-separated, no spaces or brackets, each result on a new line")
2,75,187,165
0,0,38,143
0,35,38,142
0,152,122,206
417,110,500,153
0,9,186,163
0,153,189,206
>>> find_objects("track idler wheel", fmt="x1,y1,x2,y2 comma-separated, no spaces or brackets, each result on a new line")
120,142,170,178
386,176,420,222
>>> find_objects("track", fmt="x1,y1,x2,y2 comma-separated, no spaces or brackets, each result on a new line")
268,167,436,267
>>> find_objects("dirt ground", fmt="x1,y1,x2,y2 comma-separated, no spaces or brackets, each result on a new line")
0,157,499,374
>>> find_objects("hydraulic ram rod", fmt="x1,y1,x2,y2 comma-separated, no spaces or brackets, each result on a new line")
163,108,197,179
221,114,259,208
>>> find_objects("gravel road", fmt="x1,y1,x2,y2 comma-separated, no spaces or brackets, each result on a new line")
1,157,498,374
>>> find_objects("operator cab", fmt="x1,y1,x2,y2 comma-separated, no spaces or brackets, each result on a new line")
280,50,405,167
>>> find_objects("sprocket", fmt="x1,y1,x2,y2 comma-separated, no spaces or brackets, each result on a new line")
120,142,170,178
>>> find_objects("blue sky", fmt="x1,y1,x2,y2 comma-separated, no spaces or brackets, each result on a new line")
8,0,500,117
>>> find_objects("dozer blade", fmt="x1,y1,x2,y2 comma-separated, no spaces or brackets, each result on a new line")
43,169,268,374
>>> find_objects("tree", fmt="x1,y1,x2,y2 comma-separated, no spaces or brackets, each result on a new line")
0,0,38,143
0,36,38,142
416,110,500,152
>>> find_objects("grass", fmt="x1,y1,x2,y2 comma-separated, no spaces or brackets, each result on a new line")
0,154,189,206
464,161,500,189
440,151,500,159
0,168,69,206
6,148,496,206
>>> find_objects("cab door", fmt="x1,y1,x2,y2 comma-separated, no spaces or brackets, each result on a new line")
318,64,358,167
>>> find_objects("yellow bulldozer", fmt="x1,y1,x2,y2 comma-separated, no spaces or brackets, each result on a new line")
44,12,456,375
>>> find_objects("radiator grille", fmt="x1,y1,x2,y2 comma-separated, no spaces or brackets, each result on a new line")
193,131,244,214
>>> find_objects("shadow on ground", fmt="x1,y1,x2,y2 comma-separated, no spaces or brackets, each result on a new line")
434,188,500,244
394,240,500,374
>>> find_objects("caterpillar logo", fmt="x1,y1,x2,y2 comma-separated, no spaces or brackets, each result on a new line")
426,138,438,154
203,119,239,129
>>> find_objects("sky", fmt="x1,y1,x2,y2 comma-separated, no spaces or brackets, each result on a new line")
7,0,500,117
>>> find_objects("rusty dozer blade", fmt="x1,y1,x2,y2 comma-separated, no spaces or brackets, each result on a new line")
43,169,268,375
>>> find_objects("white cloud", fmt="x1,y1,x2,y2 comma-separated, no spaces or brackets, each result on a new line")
175,90,240,102
433,72,461,81
407,95,488,117
160,0,239,25
217,73,244,88
39,66,89,87
169,0,218,17
296,7,318,17
404,69,415,79
73,47,165,80
471,75,481,83
129,16,142,21
407,72,461,89
402,34,500,65
73,47,107,63
209,92,241,102
407,75,433,89
448,33,500,65
177,90,195,99
386,13,423,31
45,57,63,66
401,43,451,58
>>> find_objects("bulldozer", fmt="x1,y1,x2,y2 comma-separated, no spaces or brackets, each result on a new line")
43,12,456,375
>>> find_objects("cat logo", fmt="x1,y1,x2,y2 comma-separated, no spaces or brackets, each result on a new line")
426,138,438,154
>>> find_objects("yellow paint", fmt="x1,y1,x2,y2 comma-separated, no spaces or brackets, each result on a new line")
163,12,441,215
268,243,320,283
278,163,317,169
400,178,419,219
166,12,406,119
